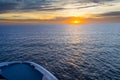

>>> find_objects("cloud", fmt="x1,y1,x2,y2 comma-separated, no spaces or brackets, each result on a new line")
84,0,114,3
0,2,18,13
76,5,98,9
75,0,114,4
82,11,120,23
96,11,120,17
0,0,61,13
0,0,116,14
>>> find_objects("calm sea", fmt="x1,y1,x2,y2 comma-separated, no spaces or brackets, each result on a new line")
0,23,120,80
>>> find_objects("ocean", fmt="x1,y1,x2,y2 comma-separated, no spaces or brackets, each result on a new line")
0,23,120,80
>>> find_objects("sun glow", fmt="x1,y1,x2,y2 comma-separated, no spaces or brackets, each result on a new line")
66,17,85,24
72,20,81,24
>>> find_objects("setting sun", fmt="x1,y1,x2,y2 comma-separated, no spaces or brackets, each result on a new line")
65,17,85,24
72,20,81,24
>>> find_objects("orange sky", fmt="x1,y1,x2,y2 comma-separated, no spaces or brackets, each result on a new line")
0,0,120,24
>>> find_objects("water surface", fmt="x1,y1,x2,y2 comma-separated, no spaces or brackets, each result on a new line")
0,23,120,80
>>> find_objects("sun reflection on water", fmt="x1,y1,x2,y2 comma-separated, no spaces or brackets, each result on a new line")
66,25,81,44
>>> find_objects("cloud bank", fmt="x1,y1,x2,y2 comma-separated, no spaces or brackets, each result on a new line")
0,0,116,13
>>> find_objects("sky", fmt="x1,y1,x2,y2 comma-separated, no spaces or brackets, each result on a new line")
0,0,120,24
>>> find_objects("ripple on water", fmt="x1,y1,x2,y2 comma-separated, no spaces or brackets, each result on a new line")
0,24,120,80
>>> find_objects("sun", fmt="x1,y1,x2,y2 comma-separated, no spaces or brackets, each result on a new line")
65,17,85,24
72,20,81,24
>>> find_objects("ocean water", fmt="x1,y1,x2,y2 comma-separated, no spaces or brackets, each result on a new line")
0,23,120,80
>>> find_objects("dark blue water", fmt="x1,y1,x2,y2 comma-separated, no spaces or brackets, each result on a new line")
0,23,120,80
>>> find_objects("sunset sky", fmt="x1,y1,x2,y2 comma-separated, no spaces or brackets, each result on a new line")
0,0,120,24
